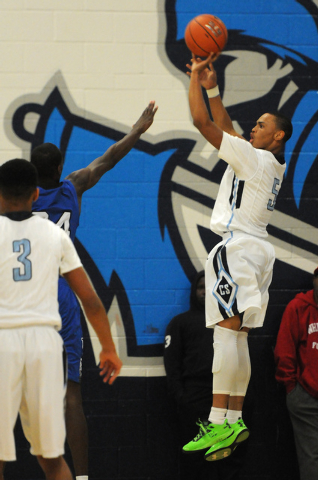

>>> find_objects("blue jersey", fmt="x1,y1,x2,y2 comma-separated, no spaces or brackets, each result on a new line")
32,180,80,241
32,179,82,382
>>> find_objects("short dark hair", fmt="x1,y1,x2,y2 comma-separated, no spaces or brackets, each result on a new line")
269,112,293,143
30,143,63,179
0,159,38,200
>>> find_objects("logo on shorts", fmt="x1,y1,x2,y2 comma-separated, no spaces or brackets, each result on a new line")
213,270,238,315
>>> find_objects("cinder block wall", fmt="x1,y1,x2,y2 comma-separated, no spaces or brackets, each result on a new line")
1,1,318,479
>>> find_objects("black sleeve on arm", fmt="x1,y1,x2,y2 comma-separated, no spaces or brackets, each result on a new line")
164,316,184,404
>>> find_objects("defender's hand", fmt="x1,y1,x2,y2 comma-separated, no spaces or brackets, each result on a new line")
132,101,158,134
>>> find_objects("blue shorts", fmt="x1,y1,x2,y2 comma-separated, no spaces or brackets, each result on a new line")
58,277,83,383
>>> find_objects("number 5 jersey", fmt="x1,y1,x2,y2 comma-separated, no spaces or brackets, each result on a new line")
211,132,286,239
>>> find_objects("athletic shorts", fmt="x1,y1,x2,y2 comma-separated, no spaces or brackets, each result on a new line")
205,230,275,329
59,277,83,383
0,326,67,461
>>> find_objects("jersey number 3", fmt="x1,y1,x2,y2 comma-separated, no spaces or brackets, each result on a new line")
13,239,32,282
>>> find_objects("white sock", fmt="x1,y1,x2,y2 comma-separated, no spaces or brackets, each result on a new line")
76,476,88,480
226,409,242,424
208,407,227,425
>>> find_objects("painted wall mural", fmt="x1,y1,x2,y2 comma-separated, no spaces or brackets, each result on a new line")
3,0,318,375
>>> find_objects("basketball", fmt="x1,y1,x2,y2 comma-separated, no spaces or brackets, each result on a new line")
184,14,228,57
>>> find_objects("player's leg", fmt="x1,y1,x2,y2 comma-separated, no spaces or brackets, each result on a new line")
20,327,68,471
37,455,73,480
226,328,250,428
24,330,73,480
210,316,242,407
209,233,273,413
205,327,251,461
64,338,89,478
0,329,24,466
208,316,241,427
205,231,274,462
184,234,270,457
183,241,241,453
0,461,5,480
207,237,275,461
65,379,88,477
184,257,253,454
183,315,241,453
59,283,88,478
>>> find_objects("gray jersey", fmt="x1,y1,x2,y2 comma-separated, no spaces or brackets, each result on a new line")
211,132,286,238
0,214,82,329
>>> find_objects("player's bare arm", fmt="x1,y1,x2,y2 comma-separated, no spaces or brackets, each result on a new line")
66,101,158,199
189,55,223,150
187,53,245,140
63,267,123,385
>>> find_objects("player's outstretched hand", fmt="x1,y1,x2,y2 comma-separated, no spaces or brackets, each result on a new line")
99,349,123,385
186,52,219,90
132,101,158,134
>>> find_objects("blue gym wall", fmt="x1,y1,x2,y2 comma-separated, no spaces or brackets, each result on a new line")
1,0,318,478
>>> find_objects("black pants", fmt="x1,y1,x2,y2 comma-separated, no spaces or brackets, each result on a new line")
287,383,318,480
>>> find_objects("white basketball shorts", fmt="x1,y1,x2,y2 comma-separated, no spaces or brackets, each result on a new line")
0,326,67,461
205,231,275,329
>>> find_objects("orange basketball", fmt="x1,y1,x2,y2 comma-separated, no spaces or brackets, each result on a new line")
184,14,228,56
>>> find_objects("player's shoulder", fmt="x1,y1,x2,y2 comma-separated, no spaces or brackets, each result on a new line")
0,216,9,232
60,178,77,193
65,168,91,195
221,131,253,156
36,180,76,203
222,131,249,144
55,179,79,207
19,214,63,242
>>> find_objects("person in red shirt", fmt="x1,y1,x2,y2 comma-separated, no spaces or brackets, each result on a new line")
274,268,318,480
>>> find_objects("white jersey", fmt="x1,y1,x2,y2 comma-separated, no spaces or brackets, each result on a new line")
0,213,82,329
211,132,286,238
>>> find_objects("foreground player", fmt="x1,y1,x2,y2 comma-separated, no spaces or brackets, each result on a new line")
0,159,122,480
30,100,157,480
183,54,292,461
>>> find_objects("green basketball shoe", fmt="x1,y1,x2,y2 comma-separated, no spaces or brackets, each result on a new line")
205,418,250,461
182,419,234,453
231,418,250,444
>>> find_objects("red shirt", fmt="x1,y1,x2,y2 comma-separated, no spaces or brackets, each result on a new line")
274,289,318,399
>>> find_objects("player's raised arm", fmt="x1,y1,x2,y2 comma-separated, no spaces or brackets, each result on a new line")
63,267,123,384
188,54,223,150
187,53,245,140
66,101,158,195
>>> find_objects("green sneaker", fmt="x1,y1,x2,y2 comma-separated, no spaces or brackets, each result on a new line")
204,434,235,461
182,419,234,453
205,419,250,461
232,418,250,444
